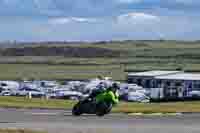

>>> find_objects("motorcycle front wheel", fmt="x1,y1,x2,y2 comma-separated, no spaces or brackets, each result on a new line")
96,102,112,117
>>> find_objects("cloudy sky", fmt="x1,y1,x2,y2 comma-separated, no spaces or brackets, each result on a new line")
0,0,199,41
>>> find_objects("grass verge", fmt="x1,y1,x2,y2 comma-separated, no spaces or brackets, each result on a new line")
2,96,200,113
112,102,200,113
0,96,75,109
0,129,46,133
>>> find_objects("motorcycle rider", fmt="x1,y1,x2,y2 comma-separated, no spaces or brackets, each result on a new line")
87,81,107,100
72,82,120,116
95,82,120,110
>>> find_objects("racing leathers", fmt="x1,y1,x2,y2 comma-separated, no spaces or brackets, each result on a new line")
95,90,119,105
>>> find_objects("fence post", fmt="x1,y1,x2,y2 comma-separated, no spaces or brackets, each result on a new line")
28,92,32,99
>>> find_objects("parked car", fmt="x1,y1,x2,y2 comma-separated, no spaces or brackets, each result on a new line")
0,91,11,96
16,87,45,97
127,92,150,103
188,91,200,97
49,90,83,100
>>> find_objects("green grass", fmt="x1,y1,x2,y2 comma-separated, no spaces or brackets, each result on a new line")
0,96,75,109
1,41,200,80
113,102,200,113
0,129,46,133
2,96,200,113
0,64,125,80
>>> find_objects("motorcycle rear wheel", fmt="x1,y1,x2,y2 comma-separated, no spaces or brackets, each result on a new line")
72,103,82,116
96,111,105,117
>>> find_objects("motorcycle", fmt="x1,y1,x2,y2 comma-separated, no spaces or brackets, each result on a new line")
72,97,113,116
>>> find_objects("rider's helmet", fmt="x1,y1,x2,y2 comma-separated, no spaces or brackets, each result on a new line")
108,82,120,93
97,82,106,91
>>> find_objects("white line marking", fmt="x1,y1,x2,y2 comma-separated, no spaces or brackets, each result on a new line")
26,112,60,116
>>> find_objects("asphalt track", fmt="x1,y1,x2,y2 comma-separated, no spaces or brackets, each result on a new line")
0,108,200,133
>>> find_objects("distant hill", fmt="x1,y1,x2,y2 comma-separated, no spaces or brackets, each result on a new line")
0,40,200,48
0,46,121,58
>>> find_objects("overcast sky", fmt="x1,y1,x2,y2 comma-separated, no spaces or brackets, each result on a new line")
0,0,199,41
